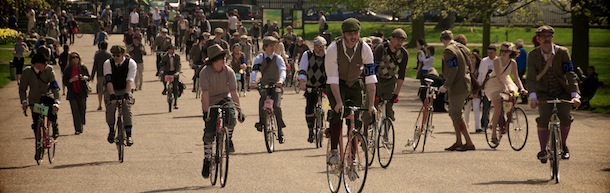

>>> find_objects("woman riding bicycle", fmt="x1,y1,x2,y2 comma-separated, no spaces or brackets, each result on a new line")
483,42,527,146
298,36,327,143
199,44,241,178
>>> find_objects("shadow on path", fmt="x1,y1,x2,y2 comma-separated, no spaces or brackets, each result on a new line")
173,115,203,119
233,147,318,156
52,161,118,169
474,179,550,185
0,165,35,170
134,112,168,117
602,168,610,172
140,186,209,193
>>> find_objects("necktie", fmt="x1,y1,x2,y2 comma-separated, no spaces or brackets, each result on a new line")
266,57,272,63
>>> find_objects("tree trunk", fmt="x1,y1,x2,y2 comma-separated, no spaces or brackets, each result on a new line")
572,0,589,70
435,11,456,30
482,13,491,57
408,14,425,48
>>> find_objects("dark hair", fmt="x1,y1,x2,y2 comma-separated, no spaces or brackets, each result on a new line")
417,38,426,46
373,31,384,38
588,66,595,71
63,45,69,53
99,41,108,50
472,49,480,55
471,52,482,70
205,53,226,66
426,46,435,56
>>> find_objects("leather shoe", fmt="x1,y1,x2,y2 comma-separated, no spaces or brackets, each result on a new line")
444,143,462,151
255,122,263,132
561,145,570,159
537,151,548,164
456,144,476,151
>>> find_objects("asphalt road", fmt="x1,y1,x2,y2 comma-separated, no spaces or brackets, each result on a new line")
1,34,609,193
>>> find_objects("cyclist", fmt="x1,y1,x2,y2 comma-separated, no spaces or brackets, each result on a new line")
152,28,172,76
200,44,241,178
104,45,137,146
527,26,580,162
160,46,182,109
249,36,287,143
298,36,327,143
19,48,61,161
189,34,208,92
439,30,475,151
228,43,247,94
325,18,377,164
366,28,408,124
204,28,229,57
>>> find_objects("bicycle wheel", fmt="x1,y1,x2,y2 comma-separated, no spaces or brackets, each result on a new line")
47,139,56,164
263,111,275,153
411,108,424,151
326,140,342,193
116,117,125,163
549,126,560,183
36,121,45,165
219,128,229,187
421,110,432,153
210,136,219,186
294,81,300,94
377,118,395,168
508,107,528,151
167,87,173,113
365,122,376,167
344,132,368,193
315,109,324,148
485,106,500,149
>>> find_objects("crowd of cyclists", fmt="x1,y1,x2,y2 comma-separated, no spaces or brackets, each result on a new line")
15,4,583,190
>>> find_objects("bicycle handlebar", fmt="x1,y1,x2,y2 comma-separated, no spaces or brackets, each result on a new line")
256,83,277,90
539,99,574,104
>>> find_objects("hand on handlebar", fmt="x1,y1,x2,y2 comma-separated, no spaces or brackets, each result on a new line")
571,98,581,108
333,102,343,113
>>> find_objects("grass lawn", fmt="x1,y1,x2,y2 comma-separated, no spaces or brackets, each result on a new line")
0,48,31,88
297,23,610,47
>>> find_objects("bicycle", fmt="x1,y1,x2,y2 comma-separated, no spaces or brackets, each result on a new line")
407,78,438,152
485,92,529,151
307,87,326,148
207,103,241,188
540,99,573,183
370,98,395,168
111,95,132,163
164,73,179,112
326,100,368,193
236,70,246,97
27,103,57,165
257,83,279,153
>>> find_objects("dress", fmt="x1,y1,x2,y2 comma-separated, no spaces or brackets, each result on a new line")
484,59,518,100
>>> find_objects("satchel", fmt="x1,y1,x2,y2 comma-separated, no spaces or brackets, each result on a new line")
85,80,93,93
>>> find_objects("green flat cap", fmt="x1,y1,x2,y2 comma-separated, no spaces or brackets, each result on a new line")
342,18,361,33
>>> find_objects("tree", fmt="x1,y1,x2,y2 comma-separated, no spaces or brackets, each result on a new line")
549,0,609,69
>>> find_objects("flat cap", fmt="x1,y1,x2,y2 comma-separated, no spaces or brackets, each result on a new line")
391,28,407,39
263,36,279,46
313,36,327,46
342,18,361,33
110,45,126,54
536,25,554,34
214,27,224,34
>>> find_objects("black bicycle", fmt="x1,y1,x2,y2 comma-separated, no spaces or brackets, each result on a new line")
112,95,132,163
307,87,326,148
207,103,241,187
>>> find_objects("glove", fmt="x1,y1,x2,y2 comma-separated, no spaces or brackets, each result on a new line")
109,94,117,101
202,111,208,122
439,86,447,93
238,112,245,123
391,94,399,103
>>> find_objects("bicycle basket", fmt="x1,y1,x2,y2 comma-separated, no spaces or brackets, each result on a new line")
164,75,175,82
264,99,274,110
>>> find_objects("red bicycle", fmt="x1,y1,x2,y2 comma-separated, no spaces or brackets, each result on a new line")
27,103,57,165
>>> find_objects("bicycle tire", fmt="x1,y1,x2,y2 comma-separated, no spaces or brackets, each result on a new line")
116,117,125,163
315,108,324,148
326,140,342,193
550,125,560,183
219,128,229,187
365,122,376,167
377,118,395,168
263,111,275,153
343,131,368,193
36,120,45,165
294,82,300,94
167,84,173,112
48,140,55,164
508,107,528,151
421,110,432,153
411,107,424,151
485,106,500,149
209,129,219,186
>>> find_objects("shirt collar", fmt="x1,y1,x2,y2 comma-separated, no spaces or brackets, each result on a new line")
540,44,556,55
341,39,359,61
263,53,274,60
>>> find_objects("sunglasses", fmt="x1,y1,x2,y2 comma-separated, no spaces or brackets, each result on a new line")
70,55,80,59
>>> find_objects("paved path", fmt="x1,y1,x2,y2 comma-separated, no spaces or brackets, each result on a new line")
1,34,609,192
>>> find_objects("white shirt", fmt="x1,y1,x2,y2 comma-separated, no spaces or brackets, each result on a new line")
228,16,238,30
418,54,434,71
103,57,138,82
479,56,495,85
324,40,377,85
130,11,139,24
251,53,286,83
318,15,326,29
152,10,161,20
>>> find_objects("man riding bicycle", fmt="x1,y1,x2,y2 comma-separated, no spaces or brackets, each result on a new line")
19,48,61,161
161,45,182,109
298,36,328,143
325,18,377,164
104,45,137,146
152,28,172,76
200,44,242,178
364,28,408,125
189,35,207,92
250,36,288,143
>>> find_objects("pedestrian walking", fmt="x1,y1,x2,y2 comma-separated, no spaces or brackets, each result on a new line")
62,52,90,135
